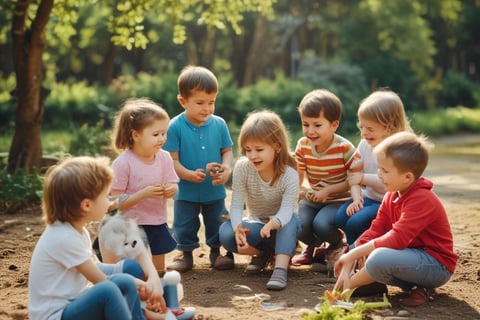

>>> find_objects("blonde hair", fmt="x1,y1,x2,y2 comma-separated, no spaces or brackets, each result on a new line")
373,132,432,179
358,90,413,134
177,65,218,99
42,156,113,224
298,89,343,122
238,110,296,186
112,98,169,152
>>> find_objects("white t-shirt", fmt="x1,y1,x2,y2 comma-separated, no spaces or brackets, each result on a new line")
357,139,386,202
29,221,93,320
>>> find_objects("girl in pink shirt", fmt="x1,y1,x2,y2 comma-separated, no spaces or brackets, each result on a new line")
104,98,179,275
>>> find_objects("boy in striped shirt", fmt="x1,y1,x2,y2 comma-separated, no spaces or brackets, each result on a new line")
292,89,360,271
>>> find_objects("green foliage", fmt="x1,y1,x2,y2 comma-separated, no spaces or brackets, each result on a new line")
29,73,480,142
359,55,419,109
438,70,479,108
0,168,43,214
0,73,15,104
238,75,308,123
411,106,480,136
44,81,115,129
104,0,275,48
339,0,449,108
302,293,391,320
296,56,369,134
69,121,113,157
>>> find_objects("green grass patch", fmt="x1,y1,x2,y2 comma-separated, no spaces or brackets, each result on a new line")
0,130,72,154
411,106,480,136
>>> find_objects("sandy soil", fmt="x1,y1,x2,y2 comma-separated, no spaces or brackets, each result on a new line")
1,135,479,320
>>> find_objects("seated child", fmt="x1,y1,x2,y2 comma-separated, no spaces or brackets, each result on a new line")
333,132,458,306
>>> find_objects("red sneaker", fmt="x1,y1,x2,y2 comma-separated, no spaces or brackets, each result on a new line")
291,245,315,265
400,287,430,307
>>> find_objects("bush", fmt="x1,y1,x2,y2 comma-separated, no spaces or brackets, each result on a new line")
0,168,43,214
359,55,419,110
438,70,479,108
69,120,114,157
45,81,116,129
238,75,308,125
296,56,370,134
410,106,480,136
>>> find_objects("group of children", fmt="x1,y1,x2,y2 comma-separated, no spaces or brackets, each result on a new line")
28,65,458,319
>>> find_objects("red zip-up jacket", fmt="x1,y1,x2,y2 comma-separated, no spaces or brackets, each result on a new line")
356,177,458,273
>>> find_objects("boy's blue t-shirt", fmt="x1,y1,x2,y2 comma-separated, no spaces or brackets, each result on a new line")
163,112,233,202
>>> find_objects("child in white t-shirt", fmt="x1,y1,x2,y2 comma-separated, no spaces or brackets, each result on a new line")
28,156,162,320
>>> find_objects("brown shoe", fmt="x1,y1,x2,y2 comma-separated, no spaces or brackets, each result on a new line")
352,282,388,297
167,251,193,272
213,254,235,270
245,250,274,274
325,242,348,270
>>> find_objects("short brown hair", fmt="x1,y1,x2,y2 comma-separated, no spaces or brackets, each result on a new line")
177,65,218,99
298,89,342,122
373,131,432,179
42,156,113,224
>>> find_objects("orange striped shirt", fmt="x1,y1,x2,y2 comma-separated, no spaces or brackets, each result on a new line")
295,134,360,202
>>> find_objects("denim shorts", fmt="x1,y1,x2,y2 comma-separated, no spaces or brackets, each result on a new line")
141,223,177,255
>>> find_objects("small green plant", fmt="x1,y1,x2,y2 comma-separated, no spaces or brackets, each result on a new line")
302,290,391,320
0,168,43,213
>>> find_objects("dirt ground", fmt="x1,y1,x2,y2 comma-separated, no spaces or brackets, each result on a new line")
1,135,479,320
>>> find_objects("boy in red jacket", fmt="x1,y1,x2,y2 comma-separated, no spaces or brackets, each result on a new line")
334,131,458,307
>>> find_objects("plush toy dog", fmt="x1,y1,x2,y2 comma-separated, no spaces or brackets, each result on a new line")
98,213,196,320
97,212,149,259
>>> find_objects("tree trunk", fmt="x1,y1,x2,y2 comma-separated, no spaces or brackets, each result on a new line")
242,15,271,86
8,0,53,173
200,28,217,69
102,40,117,85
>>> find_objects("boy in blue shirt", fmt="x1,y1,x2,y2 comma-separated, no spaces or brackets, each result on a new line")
164,65,234,271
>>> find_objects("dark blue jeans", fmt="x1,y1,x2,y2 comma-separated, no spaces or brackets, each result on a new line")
335,196,381,245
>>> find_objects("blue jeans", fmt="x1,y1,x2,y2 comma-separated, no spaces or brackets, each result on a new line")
365,247,452,290
98,258,145,280
61,273,145,320
335,197,381,245
219,214,302,256
297,200,343,247
173,199,226,251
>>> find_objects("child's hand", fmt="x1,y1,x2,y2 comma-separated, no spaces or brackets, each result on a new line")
143,184,166,199
346,198,364,216
146,278,167,314
333,266,353,292
135,278,152,301
260,219,279,238
162,183,178,199
306,189,330,203
190,169,207,183
206,162,229,186
235,225,250,247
